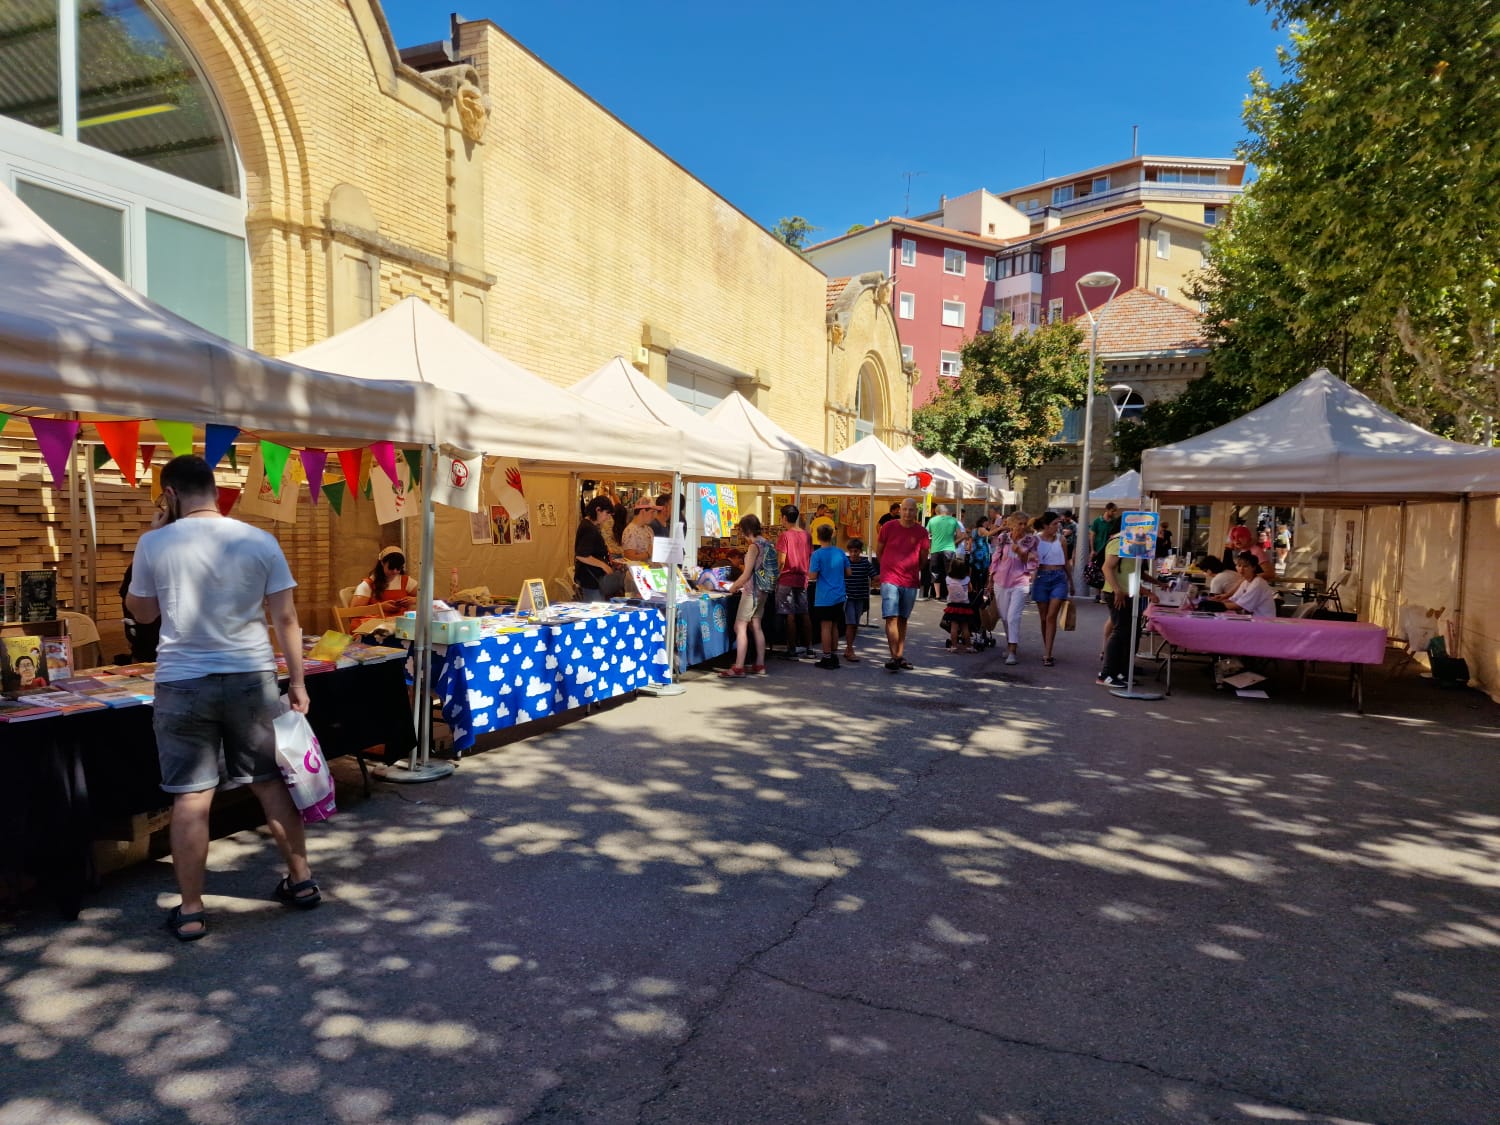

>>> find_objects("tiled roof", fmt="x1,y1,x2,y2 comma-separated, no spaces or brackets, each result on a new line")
1033,205,1148,241
1075,287,1209,356
826,276,851,311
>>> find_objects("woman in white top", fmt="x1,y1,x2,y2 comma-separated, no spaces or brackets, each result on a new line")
1208,552,1277,617
1029,511,1073,666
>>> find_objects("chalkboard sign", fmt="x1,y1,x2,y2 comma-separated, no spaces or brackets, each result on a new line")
517,577,548,614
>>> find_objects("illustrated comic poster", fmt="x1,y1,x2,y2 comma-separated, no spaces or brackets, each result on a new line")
240,448,299,524
371,455,416,526
698,484,722,539
488,458,530,544
716,485,739,533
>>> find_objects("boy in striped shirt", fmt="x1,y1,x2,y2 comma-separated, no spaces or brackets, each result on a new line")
842,538,876,663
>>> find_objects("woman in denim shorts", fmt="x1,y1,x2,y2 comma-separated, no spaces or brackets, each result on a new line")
1030,511,1072,666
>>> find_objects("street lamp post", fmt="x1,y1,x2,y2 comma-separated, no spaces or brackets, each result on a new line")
1072,270,1121,592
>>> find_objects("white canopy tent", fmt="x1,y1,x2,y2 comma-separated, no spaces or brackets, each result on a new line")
890,443,973,500
1140,369,1500,506
569,357,788,482
1087,470,1144,508
1141,369,1500,702
837,434,930,496
702,392,875,491
0,183,434,447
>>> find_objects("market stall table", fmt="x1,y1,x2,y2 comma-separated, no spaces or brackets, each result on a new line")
4,658,417,918
431,606,668,753
651,592,737,673
1144,606,1388,711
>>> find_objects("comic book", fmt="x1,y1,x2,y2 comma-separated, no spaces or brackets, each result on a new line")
19,570,57,622
1,635,48,693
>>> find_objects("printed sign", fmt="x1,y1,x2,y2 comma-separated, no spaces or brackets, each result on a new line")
1119,510,1159,559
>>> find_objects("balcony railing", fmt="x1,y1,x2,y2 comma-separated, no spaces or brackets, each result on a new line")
1029,181,1242,219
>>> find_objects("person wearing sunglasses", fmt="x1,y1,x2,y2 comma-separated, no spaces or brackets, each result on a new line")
350,545,418,611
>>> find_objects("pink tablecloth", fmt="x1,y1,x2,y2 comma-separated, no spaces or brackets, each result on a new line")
1145,607,1388,665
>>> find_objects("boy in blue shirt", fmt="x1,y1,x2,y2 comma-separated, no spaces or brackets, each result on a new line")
808,523,850,669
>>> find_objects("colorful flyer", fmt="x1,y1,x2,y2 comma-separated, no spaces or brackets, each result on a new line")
717,485,738,533
1120,510,1159,559
698,484,722,538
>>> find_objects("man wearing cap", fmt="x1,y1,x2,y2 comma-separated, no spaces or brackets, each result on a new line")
621,496,657,562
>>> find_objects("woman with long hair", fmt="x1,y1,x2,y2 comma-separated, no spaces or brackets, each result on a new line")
1030,511,1072,667
350,545,418,610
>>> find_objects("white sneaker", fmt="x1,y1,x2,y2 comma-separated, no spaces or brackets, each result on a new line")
1004,653,1018,665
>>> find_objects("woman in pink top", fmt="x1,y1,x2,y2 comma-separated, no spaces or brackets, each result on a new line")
988,511,1037,667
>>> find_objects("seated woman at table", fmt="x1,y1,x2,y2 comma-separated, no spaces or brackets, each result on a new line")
350,546,418,612
621,496,657,562
1198,556,1238,598
1202,551,1277,617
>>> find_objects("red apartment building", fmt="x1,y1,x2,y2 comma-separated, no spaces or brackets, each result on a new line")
805,155,1245,410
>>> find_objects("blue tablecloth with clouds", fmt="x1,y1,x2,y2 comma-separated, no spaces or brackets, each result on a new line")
431,608,668,750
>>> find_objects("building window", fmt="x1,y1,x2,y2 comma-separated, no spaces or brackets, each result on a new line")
997,256,1013,280
1051,185,1074,206
898,292,915,319
901,344,914,367
1048,298,1064,323
981,306,995,332
1155,285,1170,299
943,248,965,275
983,255,995,281
1050,245,1066,273
1051,409,1083,443
0,0,249,340
900,238,916,266
1156,230,1171,259
667,365,734,416
1092,176,1110,194
855,364,881,441
1204,205,1219,225
939,351,962,378
941,300,964,327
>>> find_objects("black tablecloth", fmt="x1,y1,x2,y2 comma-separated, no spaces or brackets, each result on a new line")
3,660,416,917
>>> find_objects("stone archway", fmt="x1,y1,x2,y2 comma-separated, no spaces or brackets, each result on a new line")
826,272,911,452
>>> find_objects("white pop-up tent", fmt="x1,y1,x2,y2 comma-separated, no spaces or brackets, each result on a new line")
570,357,788,482
1088,470,1144,508
0,183,433,447
838,434,931,495
890,443,973,500
703,392,874,491
1141,369,1500,506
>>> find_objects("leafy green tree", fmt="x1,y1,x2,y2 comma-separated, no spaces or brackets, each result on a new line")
1192,0,1500,441
771,216,818,249
913,320,1090,475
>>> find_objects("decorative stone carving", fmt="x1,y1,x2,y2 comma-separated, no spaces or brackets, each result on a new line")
829,321,845,347
428,65,491,144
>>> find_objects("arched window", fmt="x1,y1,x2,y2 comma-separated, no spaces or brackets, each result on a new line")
854,364,881,442
0,0,248,341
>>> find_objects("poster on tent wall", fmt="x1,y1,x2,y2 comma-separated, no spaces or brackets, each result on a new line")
699,484,722,538
488,458,530,544
430,444,482,513
240,448,299,524
717,485,739,533
371,456,416,525
469,510,493,545
839,496,869,540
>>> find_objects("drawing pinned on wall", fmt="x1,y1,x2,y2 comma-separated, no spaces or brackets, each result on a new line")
490,459,530,544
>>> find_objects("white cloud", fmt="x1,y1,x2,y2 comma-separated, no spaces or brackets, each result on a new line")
619,657,637,675
544,653,558,670
489,666,506,683
592,646,606,661
475,649,492,663
574,665,597,685
520,656,535,670
571,647,583,660
467,689,495,710
525,675,551,697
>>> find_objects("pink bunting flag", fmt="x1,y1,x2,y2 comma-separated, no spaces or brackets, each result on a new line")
300,449,328,505
370,440,399,486
29,418,82,489
336,449,362,505
94,420,141,487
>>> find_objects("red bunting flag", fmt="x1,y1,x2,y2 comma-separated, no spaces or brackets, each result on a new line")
139,444,157,475
336,449,362,504
95,420,141,487
215,485,241,516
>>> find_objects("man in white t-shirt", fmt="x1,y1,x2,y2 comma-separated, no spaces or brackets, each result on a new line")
127,455,320,941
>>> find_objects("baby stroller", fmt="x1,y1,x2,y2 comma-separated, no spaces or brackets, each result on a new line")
938,584,997,650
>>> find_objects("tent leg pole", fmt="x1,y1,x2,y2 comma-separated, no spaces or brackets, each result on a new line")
640,468,686,697
83,452,99,620
379,443,453,784
68,433,82,613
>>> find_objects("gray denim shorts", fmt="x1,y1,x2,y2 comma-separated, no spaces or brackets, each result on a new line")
152,671,283,794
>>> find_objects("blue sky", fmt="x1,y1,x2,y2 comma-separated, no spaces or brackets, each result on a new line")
380,1,1290,240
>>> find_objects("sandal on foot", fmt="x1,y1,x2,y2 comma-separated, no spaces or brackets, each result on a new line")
843,652,861,662
898,659,915,670
274,876,322,910
1042,657,1056,667
165,905,207,942
717,666,746,678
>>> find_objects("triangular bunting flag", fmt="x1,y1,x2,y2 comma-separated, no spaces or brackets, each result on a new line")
358,448,372,495
0,413,9,436
91,445,111,471
215,485,241,516
30,418,81,489
289,454,307,486
227,445,238,471
324,480,346,516
259,440,291,497
95,420,141,487
337,449,362,503
370,441,399,486
204,424,239,469
140,444,157,474
402,447,423,486
157,420,194,458
300,449,328,505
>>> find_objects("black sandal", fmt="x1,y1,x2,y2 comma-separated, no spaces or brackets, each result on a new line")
898,659,914,670
273,876,322,910
164,905,208,942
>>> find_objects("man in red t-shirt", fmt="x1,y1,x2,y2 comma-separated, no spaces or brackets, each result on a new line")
775,505,814,659
875,497,930,671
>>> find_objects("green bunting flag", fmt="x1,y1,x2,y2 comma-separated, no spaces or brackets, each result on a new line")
402,447,423,486
91,445,112,470
156,420,195,458
324,480,346,516
0,413,8,436
259,440,291,497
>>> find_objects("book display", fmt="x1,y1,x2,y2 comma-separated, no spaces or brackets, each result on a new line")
18,570,58,623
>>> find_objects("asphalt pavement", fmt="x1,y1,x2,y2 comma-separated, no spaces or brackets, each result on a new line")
3,597,1497,1125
